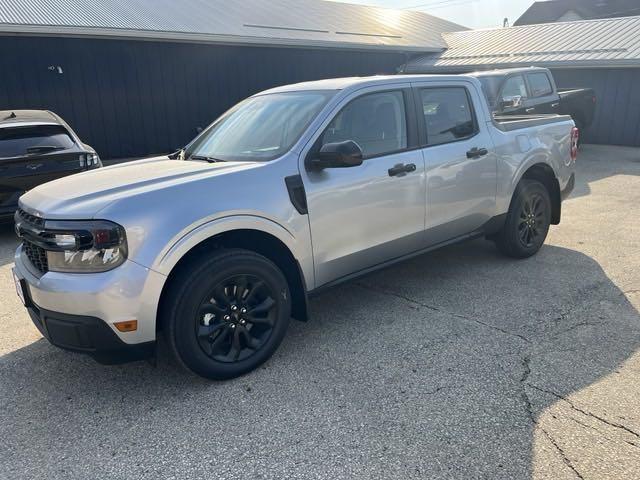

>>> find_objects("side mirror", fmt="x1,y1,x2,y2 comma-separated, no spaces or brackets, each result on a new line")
307,140,364,170
500,95,522,111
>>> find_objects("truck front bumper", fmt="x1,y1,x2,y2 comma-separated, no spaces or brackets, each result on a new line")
13,245,166,363
25,300,155,364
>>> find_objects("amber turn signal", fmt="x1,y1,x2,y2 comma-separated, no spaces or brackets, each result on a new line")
114,320,138,332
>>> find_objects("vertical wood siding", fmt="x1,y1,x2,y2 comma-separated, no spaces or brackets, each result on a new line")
0,36,405,159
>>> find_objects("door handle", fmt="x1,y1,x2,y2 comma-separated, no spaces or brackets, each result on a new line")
551,102,560,108
388,163,417,177
466,147,488,159
526,108,536,113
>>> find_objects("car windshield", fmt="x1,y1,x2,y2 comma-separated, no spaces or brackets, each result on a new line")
185,90,335,162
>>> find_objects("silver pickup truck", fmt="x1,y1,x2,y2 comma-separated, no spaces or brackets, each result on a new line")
13,75,578,379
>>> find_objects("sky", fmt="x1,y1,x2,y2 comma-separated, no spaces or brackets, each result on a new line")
329,0,535,29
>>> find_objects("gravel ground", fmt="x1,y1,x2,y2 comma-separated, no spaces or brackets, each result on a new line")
1,144,639,479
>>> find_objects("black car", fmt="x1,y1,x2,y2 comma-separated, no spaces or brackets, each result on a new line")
469,67,596,134
0,110,101,221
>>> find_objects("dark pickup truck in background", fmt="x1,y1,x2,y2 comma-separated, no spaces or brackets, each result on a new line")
470,67,596,134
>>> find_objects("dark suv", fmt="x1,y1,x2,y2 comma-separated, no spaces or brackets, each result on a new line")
0,110,101,221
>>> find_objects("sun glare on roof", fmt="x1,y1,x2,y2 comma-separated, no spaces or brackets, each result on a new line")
377,9,403,29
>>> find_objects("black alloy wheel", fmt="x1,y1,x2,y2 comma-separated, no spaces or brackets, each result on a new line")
196,275,277,363
517,192,547,249
494,179,551,259
163,249,291,380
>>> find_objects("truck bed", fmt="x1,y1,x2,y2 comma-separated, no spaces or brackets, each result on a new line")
493,114,574,132
558,88,592,96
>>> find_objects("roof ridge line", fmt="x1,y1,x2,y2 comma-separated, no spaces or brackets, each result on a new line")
443,12,640,35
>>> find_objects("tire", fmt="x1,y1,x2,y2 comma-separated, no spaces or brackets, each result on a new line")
494,179,552,259
162,249,291,380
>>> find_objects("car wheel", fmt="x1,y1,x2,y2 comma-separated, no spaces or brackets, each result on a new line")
163,249,291,380
494,179,552,259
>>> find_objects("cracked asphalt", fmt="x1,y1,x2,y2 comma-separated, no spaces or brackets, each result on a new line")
1,144,640,479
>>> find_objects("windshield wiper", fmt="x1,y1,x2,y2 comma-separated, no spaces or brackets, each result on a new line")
26,146,65,154
189,155,224,163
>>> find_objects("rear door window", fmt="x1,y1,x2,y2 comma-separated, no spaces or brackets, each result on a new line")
419,87,478,146
0,125,75,158
527,73,553,97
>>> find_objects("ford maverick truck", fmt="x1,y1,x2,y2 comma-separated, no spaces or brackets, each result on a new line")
13,75,578,379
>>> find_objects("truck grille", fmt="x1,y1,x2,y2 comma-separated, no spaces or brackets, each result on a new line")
16,208,49,274
23,240,49,274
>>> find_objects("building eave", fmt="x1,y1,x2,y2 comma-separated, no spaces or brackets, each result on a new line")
0,24,444,53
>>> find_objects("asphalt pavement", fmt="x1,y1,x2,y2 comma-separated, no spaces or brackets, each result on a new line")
1,144,639,479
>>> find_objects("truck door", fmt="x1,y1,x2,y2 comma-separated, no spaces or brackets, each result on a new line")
525,71,560,115
413,82,497,245
301,86,426,287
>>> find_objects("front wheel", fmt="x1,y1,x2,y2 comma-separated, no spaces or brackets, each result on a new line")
163,249,291,380
494,179,552,259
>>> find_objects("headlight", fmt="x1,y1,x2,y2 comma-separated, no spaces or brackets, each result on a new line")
42,220,128,273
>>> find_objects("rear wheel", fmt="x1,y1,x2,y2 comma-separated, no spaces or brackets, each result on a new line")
163,249,291,380
494,179,551,259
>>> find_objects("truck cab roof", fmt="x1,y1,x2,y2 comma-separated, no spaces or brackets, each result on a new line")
467,67,549,78
258,74,479,95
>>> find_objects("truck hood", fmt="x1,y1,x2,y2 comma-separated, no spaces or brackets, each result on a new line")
19,156,260,219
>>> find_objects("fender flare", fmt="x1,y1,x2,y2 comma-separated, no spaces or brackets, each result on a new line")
508,158,562,225
508,155,559,202
151,214,309,282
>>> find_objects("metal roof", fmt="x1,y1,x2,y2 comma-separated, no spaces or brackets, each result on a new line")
404,15,640,72
0,0,465,52
514,0,640,26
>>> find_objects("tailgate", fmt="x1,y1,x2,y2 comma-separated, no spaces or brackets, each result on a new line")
1,150,84,186
0,151,84,208
0,123,86,208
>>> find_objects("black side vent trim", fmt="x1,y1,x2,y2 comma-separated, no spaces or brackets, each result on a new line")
285,175,308,215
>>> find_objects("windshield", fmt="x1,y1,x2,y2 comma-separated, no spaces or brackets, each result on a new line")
185,91,335,162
